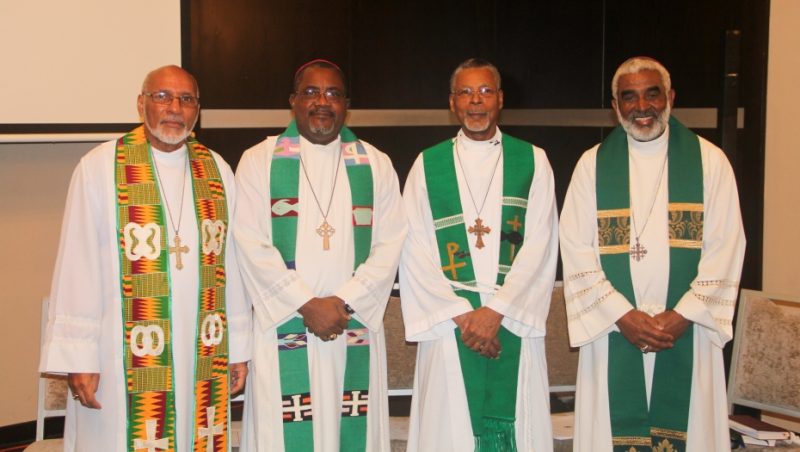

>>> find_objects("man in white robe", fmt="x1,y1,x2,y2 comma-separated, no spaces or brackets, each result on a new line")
560,57,745,451
39,65,252,451
400,58,558,451
236,60,406,451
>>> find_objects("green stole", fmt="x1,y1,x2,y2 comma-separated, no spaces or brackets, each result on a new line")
596,117,703,451
269,121,374,452
115,126,230,452
422,134,534,451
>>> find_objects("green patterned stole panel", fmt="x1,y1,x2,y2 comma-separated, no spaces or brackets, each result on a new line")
596,117,703,452
115,126,229,452
269,122,374,452
422,134,534,452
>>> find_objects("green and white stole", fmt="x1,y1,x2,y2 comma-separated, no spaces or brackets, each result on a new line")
115,126,230,452
596,117,703,452
422,134,534,451
269,121,374,452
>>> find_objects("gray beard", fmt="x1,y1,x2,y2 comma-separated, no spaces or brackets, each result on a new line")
463,116,491,134
144,111,196,146
617,103,671,142
309,123,336,137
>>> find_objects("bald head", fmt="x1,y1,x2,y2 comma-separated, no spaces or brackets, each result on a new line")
142,65,199,98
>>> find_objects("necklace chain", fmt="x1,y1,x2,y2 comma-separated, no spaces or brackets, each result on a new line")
630,151,668,242
299,147,342,222
455,137,501,218
152,150,188,236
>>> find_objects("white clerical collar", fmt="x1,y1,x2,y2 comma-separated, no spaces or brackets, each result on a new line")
299,134,341,152
627,124,669,156
151,143,188,163
456,128,502,152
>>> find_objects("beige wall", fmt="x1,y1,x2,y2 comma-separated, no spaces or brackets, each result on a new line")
0,142,95,426
763,0,800,296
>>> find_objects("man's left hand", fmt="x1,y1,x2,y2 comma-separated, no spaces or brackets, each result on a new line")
229,362,248,395
653,310,691,341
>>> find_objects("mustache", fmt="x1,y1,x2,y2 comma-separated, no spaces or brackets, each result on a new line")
309,106,334,116
159,116,186,126
628,108,658,120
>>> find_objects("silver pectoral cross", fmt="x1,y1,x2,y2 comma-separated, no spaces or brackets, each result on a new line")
630,239,648,262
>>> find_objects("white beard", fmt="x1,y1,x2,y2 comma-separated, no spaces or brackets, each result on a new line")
617,103,671,142
144,111,196,145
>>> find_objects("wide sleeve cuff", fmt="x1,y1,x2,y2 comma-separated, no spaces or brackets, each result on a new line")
564,270,633,347
673,279,738,347
404,302,471,342
39,315,101,373
487,293,547,337
335,274,388,332
227,310,253,363
252,272,315,332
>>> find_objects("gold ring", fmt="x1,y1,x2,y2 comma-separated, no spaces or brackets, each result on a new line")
640,344,650,353
72,394,80,400
329,333,338,340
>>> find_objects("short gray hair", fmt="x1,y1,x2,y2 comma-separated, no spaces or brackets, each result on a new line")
611,57,671,100
449,58,502,92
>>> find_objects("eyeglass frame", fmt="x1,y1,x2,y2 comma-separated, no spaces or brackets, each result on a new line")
450,86,500,98
142,90,200,107
294,86,348,103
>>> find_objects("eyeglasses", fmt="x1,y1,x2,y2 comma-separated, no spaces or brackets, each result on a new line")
296,87,346,102
142,91,200,107
452,86,498,98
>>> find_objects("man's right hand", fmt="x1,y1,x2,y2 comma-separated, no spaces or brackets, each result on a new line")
616,310,675,353
298,296,351,341
454,308,503,359
68,373,102,409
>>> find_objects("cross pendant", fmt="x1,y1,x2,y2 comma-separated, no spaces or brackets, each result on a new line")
169,235,190,270
630,240,648,262
468,217,491,249
316,220,335,250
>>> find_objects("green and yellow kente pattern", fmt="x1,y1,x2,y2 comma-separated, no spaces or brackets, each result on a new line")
115,126,229,452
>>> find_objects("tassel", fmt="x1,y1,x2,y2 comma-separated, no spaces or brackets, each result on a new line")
474,418,517,452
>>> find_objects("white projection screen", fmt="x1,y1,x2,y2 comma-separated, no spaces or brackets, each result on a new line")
0,1,181,125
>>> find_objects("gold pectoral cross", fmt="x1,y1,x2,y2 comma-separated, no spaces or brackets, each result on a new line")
169,235,190,270
441,242,467,280
316,220,335,250
468,217,491,249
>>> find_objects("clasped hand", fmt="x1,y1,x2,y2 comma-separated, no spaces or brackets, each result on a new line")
616,309,690,353
298,296,351,341
454,307,503,359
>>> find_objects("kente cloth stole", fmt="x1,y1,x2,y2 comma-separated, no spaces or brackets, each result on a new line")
596,117,703,452
115,126,230,452
269,121,374,452
422,134,534,452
